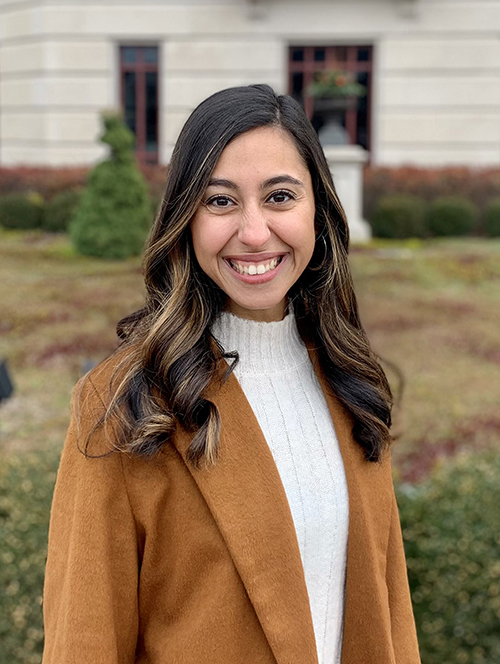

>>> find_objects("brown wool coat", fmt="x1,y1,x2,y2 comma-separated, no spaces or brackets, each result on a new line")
42,351,421,664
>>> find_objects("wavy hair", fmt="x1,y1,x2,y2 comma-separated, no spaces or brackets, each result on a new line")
87,84,393,466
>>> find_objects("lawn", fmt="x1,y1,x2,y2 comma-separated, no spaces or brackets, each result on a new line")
1,230,499,482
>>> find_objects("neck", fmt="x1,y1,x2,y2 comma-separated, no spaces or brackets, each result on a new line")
211,304,308,375
225,297,288,322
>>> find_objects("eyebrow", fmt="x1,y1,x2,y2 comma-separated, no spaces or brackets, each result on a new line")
206,174,305,190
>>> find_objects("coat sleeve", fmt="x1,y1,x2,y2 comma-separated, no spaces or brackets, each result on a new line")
386,489,422,664
42,375,139,664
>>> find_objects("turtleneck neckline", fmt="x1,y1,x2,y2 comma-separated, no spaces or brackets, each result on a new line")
211,308,310,375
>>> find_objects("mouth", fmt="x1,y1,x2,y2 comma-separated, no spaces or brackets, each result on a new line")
226,255,284,276
222,253,287,284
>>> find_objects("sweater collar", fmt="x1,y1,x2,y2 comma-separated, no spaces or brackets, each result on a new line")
211,306,308,375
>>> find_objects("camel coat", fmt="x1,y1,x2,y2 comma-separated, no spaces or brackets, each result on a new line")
42,350,421,664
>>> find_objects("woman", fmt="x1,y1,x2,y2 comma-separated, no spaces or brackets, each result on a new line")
42,84,420,664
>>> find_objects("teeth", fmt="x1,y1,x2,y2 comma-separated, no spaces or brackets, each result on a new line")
229,257,281,276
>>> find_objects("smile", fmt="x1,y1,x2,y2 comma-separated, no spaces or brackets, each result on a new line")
228,256,283,276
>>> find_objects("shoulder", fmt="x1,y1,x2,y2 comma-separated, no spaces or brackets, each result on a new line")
74,343,139,409
68,344,139,456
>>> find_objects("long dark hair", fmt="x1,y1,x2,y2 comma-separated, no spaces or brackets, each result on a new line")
88,84,392,465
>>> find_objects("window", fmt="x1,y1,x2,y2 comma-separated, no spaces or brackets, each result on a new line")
288,45,373,151
120,46,159,164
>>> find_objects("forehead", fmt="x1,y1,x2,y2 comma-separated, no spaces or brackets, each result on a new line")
212,126,309,178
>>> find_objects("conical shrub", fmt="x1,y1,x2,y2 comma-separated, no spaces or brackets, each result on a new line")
70,111,152,259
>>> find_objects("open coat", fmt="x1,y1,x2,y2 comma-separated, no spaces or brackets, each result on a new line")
42,350,421,664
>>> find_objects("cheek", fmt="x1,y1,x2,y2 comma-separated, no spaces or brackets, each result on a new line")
282,211,316,257
190,217,228,269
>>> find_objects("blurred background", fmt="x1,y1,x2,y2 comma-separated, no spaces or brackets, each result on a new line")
0,0,499,662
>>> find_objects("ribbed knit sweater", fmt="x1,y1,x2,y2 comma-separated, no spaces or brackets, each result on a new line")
211,309,349,664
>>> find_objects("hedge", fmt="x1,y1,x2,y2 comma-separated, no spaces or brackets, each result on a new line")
426,197,478,237
41,189,82,233
0,193,44,230
0,165,167,208
398,450,500,664
0,449,60,664
364,166,500,223
483,199,500,237
370,194,428,239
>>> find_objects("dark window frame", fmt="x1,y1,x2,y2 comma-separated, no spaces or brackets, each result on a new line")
119,45,159,164
288,45,373,152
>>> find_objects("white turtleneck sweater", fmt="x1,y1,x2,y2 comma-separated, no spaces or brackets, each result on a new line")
211,309,349,664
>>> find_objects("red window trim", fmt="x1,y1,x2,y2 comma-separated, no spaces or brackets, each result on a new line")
119,45,159,165
288,45,373,152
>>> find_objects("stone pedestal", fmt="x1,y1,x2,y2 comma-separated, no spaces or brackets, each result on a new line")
322,145,372,244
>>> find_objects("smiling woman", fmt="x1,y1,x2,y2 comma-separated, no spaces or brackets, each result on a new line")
191,126,316,320
42,85,421,664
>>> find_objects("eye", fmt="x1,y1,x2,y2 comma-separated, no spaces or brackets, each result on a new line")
205,195,236,209
267,189,296,205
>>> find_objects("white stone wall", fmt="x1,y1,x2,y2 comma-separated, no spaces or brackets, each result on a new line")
0,0,499,166
377,36,500,165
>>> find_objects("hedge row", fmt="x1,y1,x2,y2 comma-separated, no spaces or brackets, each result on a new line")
364,166,500,220
0,163,167,234
0,165,167,202
0,191,82,233
369,195,500,238
0,446,498,663
0,188,162,235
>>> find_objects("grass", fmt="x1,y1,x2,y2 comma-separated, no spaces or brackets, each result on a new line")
1,229,499,481
350,237,500,480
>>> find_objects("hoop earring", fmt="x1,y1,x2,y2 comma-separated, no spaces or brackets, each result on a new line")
308,233,328,272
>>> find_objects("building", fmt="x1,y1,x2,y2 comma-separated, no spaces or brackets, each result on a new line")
0,0,499,168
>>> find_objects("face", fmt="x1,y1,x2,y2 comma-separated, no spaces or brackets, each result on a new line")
190,126,316,322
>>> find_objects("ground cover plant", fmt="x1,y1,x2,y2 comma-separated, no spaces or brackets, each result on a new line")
0,230,499,663
398,450,500,664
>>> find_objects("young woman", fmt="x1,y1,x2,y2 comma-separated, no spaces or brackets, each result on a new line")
42,84,421,664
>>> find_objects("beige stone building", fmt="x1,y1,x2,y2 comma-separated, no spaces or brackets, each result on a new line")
0,0,499,168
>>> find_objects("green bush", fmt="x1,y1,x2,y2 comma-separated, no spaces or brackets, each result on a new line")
0,193,43,230
370,194,428,239
426,197,478,237
0,449,60,664
42,189,82,233
483,199,500,237
398,451,500,664
70,111,152,259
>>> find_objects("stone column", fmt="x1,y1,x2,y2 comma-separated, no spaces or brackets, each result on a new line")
323,145,372,243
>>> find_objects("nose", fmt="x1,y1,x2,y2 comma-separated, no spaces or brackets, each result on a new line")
237,206,271,248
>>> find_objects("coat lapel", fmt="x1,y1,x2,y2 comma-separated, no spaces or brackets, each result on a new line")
308,350,397,663
172,369,319,664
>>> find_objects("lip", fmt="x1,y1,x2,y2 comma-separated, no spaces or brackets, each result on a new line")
222,253,288,285
223,251,287,263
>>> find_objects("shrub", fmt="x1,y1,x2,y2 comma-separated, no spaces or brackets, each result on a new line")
0,193,43,230
70,111,152,259
0,167,89,200
363,166,500,223
0,166,167,210
42,189,82,233
425,197,478,237
483,199,500,237
0,448,60,664
398,450,500,664
370,194,428,238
